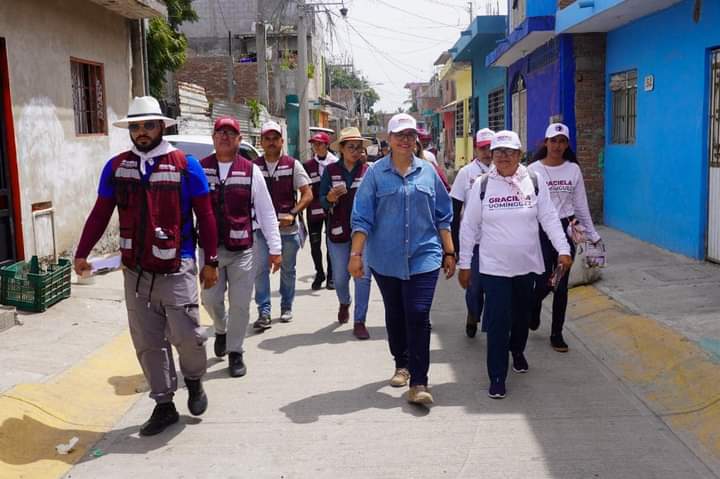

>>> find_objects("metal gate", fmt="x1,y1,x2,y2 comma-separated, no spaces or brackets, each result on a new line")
707,49,720,261
0,38,17,265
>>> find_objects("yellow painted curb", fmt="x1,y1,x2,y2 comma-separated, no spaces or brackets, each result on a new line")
0,332,143,479
569,286,720,465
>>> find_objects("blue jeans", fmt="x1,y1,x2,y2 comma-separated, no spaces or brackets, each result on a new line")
372,268,440,387
254,230,301,317
327,241,372,323
480,273,535,384
465,245,485,328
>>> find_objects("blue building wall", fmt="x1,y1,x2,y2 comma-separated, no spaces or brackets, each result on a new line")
506,36,576,156
471,42,506,132
604,0,720,259
526,0,557,17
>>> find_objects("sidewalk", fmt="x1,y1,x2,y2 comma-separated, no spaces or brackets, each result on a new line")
0,228,717,478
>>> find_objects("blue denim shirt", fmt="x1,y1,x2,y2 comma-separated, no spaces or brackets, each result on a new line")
351,155,452,280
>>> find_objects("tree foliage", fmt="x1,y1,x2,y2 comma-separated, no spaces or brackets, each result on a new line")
328,66,380,113
147,0,198,97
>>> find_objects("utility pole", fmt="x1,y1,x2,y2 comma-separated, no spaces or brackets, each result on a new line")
296,0,310,162
256,0,269,108
359,91,365,133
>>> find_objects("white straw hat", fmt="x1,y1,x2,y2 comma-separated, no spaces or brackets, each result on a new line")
113,96,176,128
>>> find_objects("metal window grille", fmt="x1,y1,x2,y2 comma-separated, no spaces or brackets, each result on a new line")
609,69,637,144
71,59,106,135
710,49,720,167
468,99,475,136
488,88,505,132
455,100,464,138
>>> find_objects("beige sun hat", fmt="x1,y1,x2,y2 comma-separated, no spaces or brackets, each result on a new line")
330,126,372,151
113,96,177,128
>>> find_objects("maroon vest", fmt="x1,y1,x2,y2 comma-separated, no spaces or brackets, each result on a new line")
111,150,186,273
327,162,368,243
303,157,326,222
201,153,254,251
254,155,296,220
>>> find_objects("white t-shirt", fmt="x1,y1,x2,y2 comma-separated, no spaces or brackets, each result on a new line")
527,160,600,242
458,165,570,277
262,158,311,235
450,159,491,203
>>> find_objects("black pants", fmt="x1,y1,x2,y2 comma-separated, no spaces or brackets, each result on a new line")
531,218,576,336
308,218,332,279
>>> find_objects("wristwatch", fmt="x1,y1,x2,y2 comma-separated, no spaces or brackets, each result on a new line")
206,257,219,268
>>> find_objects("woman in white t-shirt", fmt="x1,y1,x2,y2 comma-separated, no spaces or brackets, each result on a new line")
527,123,601,353
458,130,571,399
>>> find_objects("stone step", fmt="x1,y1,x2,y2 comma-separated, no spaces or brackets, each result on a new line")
0,305,18,333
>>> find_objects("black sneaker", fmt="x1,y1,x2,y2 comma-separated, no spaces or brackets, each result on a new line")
184,378,208,416
311,273,325,291
488,381,506,399
253,315,272,330
326,278,335,290
228,352,247,377
512,352,529,373
551,334,569,353
139,402,179,436
465,313,477,338
214,333,227,358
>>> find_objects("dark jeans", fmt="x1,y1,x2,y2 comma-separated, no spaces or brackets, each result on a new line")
531,220,576,336
481,273,535,384
372,268,440,387
465,245,485,329
308,218,332,280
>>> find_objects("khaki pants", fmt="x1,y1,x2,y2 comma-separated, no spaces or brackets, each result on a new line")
123,258,208,404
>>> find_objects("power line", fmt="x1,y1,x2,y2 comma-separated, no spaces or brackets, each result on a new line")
371,0,459,27
349,16,452,42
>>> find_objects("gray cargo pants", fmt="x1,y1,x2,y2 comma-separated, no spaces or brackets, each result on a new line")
200,246,254,354
123,258,208,404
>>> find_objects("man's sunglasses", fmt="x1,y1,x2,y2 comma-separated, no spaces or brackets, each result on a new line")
129,121,160,132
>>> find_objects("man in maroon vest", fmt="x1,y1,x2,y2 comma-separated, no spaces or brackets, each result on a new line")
253,121,313,328
199,117,281,377
74,96,219,436
304,132,338,290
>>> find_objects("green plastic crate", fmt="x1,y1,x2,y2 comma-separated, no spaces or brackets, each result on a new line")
0,257,72,312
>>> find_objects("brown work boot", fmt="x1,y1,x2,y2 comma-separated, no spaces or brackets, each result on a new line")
408,385,434,405
338,304,350,324
389,368,410,387
353,322,370,340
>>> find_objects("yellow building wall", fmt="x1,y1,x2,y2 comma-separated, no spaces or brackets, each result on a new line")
453,68,473,169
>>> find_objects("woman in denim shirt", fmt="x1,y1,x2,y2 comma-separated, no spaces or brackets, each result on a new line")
349,113,455,406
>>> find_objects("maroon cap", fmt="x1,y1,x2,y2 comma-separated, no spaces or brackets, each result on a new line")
309,132,330,144
417,128,432,141
214,116,241,134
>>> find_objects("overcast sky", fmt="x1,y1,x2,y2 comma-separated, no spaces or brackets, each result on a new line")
324,0,509,112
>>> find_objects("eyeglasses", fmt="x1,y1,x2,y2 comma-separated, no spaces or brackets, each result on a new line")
343,144,364,152
128,121,159,132
214,129,239,138
492,148,517,158
392,131,417,142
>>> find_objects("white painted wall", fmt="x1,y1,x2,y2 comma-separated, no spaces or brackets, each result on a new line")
0,0,137,258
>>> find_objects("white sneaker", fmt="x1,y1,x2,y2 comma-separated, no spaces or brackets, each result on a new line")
280,310,293,322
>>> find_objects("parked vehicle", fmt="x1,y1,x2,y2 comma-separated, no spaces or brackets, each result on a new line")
165,134,261,161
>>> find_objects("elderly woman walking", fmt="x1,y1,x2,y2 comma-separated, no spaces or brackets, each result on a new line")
459,131,571,399
350,113,455,406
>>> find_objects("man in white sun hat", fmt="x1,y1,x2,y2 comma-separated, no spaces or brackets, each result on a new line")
450,127,495,339
74,96,219,436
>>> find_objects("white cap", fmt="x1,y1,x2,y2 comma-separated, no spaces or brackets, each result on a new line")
490,130,522,151
545,122,570,139
387,113,417,133
475,128,495,147
260,120,283,136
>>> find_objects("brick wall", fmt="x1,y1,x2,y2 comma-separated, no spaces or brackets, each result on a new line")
573,33,606,222
175,56,260,105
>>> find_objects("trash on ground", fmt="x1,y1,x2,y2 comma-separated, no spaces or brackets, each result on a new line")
55,436,79,455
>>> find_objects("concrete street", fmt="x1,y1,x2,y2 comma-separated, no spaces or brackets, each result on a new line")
0,226,718,478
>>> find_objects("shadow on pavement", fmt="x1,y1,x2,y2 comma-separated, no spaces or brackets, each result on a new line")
256,322,386,353
107,374,146,396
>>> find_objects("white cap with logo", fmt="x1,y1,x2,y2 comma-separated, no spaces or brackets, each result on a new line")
545,122,570,139
490,130,522,151
261,120,283,136
475,128,495,147
387,113,418,133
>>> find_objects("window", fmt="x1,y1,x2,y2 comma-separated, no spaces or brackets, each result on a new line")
709,50,720,167
71,58,106,135
455,100,464,138
511,0,526,31
488,88,505,132
610,69,637,144
511,75,527,151
468,99,475,136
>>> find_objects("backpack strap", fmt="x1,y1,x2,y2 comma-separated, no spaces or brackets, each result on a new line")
479,170,539,201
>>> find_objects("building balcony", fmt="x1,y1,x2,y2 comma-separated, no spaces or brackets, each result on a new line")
485,16,555,67
89,0,166,19
555,0,684,33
